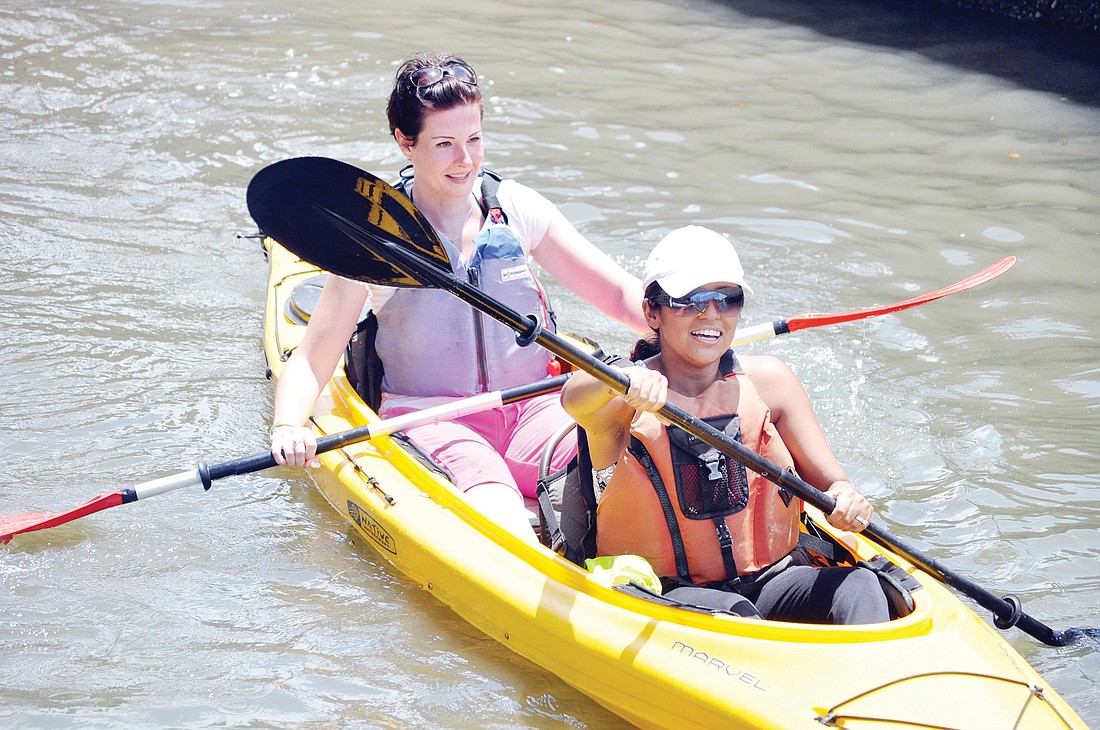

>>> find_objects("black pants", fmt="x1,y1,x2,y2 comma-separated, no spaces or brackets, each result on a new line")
750,565,890,625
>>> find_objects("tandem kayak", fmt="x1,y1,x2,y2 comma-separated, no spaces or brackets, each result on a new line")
260,236,1086,729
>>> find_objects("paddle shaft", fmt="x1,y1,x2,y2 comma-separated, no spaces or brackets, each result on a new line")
128,376,566,496
210,372,568,482
0,375,568,543
354,228,1080,646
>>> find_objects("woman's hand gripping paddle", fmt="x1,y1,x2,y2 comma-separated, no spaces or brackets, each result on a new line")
244,156,1097,648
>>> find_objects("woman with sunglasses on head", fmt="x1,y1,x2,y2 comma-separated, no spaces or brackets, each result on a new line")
561,226,891,624
268,52,648,540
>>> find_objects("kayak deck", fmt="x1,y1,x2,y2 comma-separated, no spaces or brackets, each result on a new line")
260,238,1086,729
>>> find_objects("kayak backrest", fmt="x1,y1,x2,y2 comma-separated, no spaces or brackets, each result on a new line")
345,310,385,411
536,423,600,565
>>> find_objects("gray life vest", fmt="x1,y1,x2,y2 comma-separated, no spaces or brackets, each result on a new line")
374,171,556,397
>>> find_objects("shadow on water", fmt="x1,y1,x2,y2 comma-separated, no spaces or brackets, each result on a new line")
712,0,1100,106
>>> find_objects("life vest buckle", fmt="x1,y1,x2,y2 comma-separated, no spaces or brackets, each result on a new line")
703,453,725,482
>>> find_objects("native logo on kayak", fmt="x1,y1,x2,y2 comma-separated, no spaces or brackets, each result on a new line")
347,500,397,555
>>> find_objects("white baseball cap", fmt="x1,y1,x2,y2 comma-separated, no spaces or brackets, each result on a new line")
642,226,753,298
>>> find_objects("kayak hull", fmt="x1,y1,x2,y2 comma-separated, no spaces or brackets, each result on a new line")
261,238,1085,729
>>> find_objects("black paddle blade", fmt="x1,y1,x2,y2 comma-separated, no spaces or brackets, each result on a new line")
1053,627,1100,647
246,156,451,286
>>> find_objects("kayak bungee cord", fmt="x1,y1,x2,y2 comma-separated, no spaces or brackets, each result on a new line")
817,670,1083,728
244,156,1098,648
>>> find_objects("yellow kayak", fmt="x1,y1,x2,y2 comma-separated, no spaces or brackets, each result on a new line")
261,236,1086,730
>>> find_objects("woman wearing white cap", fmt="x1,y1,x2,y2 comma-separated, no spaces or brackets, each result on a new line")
561,226,890,624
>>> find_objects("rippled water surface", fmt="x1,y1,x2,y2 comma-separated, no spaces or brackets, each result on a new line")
2,0,1098,727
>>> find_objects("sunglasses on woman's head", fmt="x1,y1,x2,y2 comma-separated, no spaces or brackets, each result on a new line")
408,63,478,90
653,288,745,314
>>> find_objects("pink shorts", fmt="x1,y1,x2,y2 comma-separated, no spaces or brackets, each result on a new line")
379,391,578,499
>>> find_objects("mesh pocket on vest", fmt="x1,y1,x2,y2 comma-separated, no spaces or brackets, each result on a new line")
667,414,748,520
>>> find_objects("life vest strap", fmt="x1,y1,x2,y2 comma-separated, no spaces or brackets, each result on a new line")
629,436,698,583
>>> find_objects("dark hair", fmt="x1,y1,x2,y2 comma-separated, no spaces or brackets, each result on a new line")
643,281,664,309
631,281,666,360
386,52,484,141
630,334,661,361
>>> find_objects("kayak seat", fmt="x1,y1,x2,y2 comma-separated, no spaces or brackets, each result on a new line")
345,305,385,413
523,497,541,530
536,421,599,566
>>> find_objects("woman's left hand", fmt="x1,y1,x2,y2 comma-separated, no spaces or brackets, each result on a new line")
270,423,320,468
824,480,873,533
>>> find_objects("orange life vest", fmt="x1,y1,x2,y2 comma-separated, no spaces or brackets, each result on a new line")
596,365,802,585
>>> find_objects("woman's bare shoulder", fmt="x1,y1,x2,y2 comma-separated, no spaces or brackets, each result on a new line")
738,353,795,381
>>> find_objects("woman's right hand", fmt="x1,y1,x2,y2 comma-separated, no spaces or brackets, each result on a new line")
620,366,668,413
270,424,319,468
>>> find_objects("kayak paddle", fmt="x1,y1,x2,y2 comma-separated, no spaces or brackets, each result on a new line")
0,374,568,545
245,155,1097,647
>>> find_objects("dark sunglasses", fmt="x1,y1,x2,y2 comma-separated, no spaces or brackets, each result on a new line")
652,288,745,315
408,63,478,90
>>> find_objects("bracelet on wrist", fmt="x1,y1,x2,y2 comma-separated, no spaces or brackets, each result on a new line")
268,421,297,436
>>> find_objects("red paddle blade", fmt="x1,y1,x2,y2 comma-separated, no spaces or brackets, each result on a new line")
786,256,1017,332
0,492,126,544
